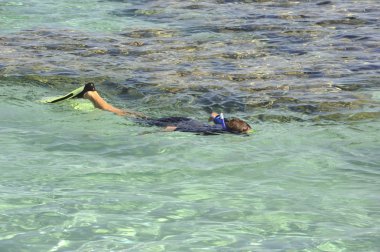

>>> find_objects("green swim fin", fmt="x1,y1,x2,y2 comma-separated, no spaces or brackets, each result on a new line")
44,83,96,103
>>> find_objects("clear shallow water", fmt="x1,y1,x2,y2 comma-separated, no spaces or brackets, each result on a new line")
1,0,380,251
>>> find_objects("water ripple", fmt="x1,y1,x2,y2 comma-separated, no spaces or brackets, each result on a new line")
0,2,380,250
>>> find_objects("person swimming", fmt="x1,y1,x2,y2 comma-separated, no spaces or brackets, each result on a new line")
48,83,252,134
137,115,251,134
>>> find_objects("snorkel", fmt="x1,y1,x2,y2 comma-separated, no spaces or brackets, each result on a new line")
213,113,228,130
220,113,227,130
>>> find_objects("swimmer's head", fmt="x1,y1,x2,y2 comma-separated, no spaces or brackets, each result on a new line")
211,112,252,133
226,118,252,133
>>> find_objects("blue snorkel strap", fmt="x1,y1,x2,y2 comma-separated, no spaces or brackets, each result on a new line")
213,113,227,130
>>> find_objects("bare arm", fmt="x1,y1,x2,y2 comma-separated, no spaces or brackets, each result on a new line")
84,91,146,118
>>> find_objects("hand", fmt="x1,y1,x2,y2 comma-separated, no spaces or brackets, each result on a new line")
164,126,177,131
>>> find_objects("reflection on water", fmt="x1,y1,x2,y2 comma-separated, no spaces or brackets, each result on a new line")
0,0,379,251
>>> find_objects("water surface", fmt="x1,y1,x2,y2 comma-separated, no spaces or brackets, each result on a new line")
0,0,379,251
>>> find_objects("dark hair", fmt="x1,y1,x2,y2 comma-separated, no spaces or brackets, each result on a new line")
226,118,252,133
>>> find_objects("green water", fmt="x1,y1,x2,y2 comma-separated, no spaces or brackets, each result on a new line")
1,0,380,251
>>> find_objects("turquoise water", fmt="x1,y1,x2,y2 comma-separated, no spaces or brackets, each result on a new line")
1,0,380,251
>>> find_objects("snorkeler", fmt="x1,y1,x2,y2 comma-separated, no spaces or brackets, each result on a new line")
47,83,252,134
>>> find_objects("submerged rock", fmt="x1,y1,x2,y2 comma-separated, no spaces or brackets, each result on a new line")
316,17,368,26
121,29,177,38
256,114,305,123
316,1,332,5
289,104,319,114
313,112,380,122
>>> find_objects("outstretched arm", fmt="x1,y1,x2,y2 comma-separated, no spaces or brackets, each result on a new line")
84,91,146,118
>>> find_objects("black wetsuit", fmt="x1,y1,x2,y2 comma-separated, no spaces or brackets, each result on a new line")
137,117,226,134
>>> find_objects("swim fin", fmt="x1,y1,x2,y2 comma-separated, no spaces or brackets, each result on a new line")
45,83,96,103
